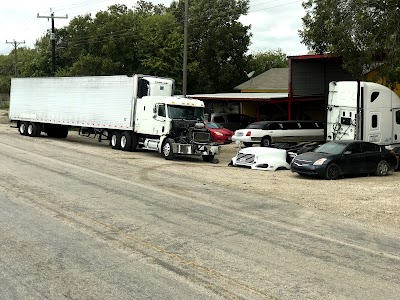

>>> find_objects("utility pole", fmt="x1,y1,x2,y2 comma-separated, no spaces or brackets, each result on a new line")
6,40,25,77
182,0,189,97
37,10,68,76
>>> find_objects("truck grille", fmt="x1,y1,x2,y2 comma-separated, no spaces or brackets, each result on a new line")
236,152,255,165
193,131,210,143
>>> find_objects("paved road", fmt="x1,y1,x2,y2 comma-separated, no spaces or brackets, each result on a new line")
1,127,399,299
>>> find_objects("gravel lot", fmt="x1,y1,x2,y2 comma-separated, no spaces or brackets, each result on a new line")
1,108,399,233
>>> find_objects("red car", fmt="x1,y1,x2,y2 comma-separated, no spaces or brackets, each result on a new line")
205,122,233,144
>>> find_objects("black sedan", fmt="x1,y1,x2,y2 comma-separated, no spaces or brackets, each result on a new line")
290,140,398,180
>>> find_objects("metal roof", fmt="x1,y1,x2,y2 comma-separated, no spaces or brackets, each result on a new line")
189,92,288,101
234,68,289,91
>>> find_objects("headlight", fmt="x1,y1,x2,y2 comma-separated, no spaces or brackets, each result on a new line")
313,158,327,166
215,132,223,136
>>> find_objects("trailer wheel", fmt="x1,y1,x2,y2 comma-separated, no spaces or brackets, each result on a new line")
375,160,389,176
162,138,175,160
261,136,271,147
110,131,122,150
57,126,68,138
19,122,28,136
120,131,133,151
27,122,41,137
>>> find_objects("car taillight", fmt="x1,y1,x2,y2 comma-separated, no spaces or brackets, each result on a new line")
246,131,251,136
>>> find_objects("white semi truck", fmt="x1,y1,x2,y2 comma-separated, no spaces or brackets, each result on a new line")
326,81,400,148
9,74,220,161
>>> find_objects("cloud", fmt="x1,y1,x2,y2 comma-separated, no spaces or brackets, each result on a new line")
242,0,308,55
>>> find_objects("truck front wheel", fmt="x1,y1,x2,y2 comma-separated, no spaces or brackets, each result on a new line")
202,155,214,162
162,138,175,160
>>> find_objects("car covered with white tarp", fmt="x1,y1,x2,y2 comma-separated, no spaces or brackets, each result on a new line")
230,146,290,171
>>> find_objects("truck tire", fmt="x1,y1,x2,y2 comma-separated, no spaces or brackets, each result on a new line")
57,126,68,138
162,138,175,160
121,131,134,152
45,125,68,138
202,155,214,162
110,131,122,150
131,133,138,151
19,122,29,136
261,136,271,147
243,142,253,147
27,122,41,137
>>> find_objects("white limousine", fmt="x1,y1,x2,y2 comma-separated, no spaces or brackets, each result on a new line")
232,121,325,147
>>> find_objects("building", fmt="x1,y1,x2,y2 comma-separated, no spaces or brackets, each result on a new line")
191,54,355,122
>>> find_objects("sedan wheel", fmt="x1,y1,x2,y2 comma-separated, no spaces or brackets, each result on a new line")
261,136,271,147
325,163,340,180
375,160,389,176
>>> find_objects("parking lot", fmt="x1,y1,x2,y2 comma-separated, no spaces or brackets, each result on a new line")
0,108,399,233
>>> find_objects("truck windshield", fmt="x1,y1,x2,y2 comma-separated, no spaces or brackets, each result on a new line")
167,105,204,121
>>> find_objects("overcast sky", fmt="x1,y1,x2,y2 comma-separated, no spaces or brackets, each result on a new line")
0,0,308,56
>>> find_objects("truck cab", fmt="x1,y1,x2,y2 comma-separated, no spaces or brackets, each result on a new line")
327,81,400,147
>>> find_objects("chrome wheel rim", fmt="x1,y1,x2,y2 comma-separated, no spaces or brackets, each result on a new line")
163,143,171,156
19,123,26,134
120,136,127,148
111,135,117,147
27,124,33,135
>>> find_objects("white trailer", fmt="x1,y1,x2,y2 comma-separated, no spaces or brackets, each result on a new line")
9,75,220,161
326,81,400,147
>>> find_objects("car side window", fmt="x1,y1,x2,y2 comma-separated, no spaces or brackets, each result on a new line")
268,123,281,130
213,116,225,123
362,143,379,152
281,122,300,130
157,104,166,117
262,123,270,130
346,143,362,154
300,122,318,129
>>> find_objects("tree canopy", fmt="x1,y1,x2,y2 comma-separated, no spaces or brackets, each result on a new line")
247,49,288,77
0,0,287,95
300,0,400,84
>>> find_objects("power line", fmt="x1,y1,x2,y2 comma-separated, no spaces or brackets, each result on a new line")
5,40,25,77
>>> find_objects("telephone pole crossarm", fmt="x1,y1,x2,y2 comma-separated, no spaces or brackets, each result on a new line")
37,11,68,76
6,40,25,77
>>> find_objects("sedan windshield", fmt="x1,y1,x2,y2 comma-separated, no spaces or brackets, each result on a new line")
315,142,348,155
206,122,222,129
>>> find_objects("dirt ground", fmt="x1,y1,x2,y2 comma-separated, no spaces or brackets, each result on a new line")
1,108,399,233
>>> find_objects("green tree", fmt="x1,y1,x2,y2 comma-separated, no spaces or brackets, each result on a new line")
170,0,251,94
247,49,288,76
299,0,400,84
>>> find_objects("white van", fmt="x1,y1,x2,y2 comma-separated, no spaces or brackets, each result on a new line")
232,121,324,147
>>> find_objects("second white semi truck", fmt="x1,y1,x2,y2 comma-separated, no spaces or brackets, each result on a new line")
9,74,220,161
326,81,400,147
